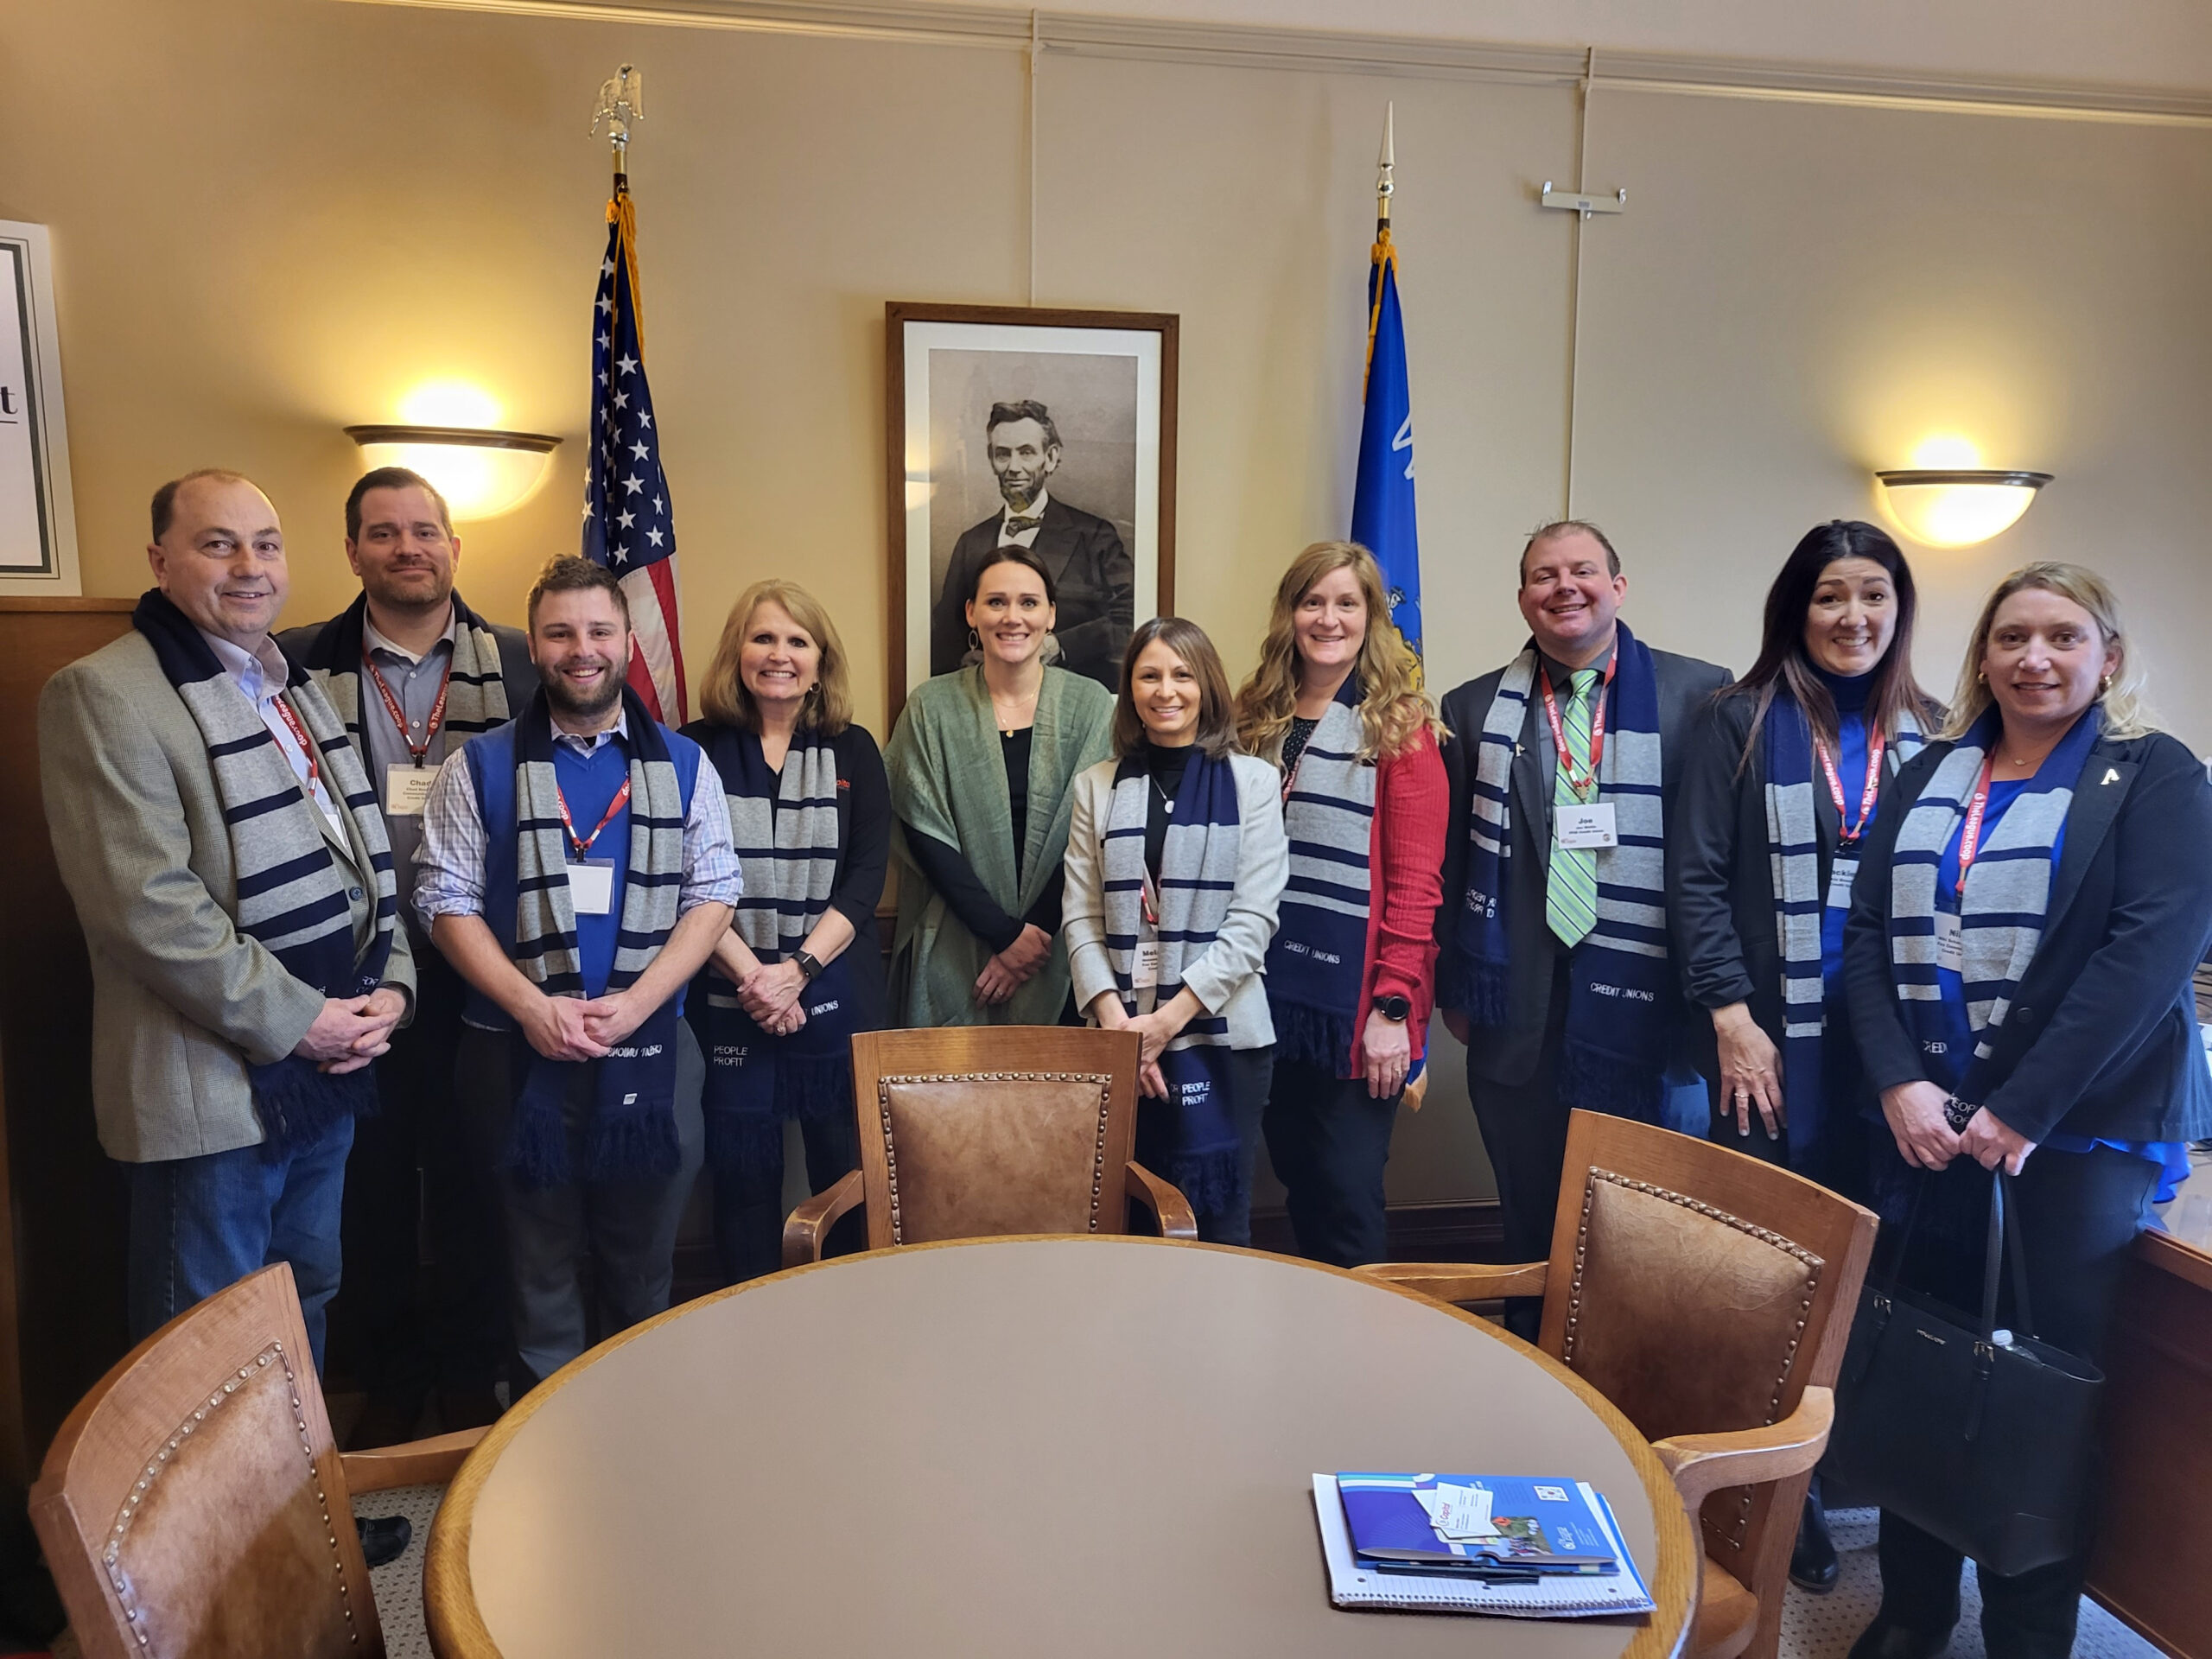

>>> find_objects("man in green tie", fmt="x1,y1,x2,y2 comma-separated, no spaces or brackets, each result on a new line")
1435,522,1729,1332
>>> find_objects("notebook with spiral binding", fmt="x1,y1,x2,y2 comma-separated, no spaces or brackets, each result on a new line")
1310,1475,1655,1618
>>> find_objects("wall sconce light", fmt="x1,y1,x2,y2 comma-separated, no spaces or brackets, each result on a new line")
345,424,561,521
1875,468,2051,549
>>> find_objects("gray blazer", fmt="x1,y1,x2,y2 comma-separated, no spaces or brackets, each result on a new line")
39,631,416,1163
1062,753,1287,1049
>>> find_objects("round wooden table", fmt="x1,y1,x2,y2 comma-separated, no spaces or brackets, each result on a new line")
427,1236,1698,1657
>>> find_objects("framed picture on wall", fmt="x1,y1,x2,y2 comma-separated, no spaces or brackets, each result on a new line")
0,220,79,595
886,302,1176,717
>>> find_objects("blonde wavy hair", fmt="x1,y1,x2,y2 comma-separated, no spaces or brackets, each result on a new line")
699,579,854,735
1942,561,2155,742
1234,541,1443,763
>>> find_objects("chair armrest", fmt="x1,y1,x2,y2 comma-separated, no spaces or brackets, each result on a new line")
340,1426,490,1494
1126,1161,1198,1239
1354,1261,1550,1303
1651,1386,1834,1508
781,1168,865,1269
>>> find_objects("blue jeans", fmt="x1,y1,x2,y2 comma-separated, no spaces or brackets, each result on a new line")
125,1118,356,1376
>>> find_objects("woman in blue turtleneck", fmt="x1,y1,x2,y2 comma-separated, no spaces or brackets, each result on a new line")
1669,520,1944,1592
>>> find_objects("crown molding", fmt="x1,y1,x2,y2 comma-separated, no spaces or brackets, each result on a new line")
337,0,2212,124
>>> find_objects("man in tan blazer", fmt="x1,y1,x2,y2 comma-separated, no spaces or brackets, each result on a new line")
40,470,416,1374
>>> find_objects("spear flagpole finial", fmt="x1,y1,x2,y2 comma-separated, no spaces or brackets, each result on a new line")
590,63,645,188
1376,101,1395,229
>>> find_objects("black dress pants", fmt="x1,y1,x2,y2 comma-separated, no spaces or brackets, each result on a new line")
710,1111,861,1287
1466,962,1575,1337
338,950,505,1403
1872,1142,2159,1657
1262,1058,1400,1268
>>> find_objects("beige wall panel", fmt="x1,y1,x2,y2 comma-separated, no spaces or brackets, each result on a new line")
1567,88,2212,751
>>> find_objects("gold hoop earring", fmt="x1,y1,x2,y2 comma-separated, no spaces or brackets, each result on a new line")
2100,673,2113,694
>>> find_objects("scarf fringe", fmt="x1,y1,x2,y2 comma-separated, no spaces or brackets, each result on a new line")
1162,1146,1248,1223
1270,999,1357,1076
703,1111,786,1176
1559,1039,1663,1123
778,1055,854,1122
502,1069,574,1192
586,1103,683,1184
1462,962,1511,1027
249,1058,375,1159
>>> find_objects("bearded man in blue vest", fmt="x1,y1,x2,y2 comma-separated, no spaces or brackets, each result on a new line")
417,556,739,1387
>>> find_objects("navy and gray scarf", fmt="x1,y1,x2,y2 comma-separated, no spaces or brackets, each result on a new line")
1453,623,1671,1117
690,722,857,1173
134,588,397,1150
1264,677,1375,1077
291,589,512,743
1099,746,1245,1216
504,684,686,1190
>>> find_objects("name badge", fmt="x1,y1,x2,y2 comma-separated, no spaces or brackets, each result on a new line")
1827,856,1859,912
1935,909,1964,974
385,761,440,817
1554,803,1618,849
1133,940,1162,990
567,858,617,916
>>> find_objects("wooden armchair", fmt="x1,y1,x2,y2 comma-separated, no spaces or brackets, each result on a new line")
1359,1110,1876,1659
783,1026,1196,1267
29,1262,486,1659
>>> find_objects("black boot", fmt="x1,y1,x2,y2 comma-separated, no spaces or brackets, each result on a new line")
355,1514,412,1568
1846,1617,1951,1659
1790,1484,1840,1593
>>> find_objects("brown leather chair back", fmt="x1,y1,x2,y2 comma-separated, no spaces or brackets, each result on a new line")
1536,1112,1876,1652
29,1262,382,1659
850,1026,1143,1248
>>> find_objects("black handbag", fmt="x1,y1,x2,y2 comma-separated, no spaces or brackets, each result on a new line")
1826,1166,2105,1578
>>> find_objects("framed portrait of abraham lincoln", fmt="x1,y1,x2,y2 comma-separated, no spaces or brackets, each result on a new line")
887,302,1177,719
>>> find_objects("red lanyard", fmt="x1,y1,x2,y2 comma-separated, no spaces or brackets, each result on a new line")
1955,755,1998,895
268,694,321,797
363,648,452,766
1538,656,1618,796
1814,728,1885,846
556,776,632,861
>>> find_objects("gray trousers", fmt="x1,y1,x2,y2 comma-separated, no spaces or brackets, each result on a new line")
460,1022,706,1389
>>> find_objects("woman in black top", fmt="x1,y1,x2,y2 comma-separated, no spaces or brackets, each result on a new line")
683,580,889,1285
1840,563,2212,1659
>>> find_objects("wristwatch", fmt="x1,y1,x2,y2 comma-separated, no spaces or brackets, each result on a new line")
1372,993,1412,1023
792,950,824,982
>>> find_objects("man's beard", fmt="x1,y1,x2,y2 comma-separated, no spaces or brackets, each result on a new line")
539,656,626,721
365,568,454,616
995,475,1042,512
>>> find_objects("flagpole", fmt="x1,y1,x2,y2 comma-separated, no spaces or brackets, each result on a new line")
593,63,642,197
1376,100,1394,235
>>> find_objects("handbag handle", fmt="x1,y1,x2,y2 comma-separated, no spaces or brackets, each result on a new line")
1977,1166,2039,1342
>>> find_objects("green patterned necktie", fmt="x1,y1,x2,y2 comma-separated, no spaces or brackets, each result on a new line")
1546,667,1600,949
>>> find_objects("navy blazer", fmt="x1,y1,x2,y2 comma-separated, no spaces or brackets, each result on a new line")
1842,727,2212,1145
929,497,1134,692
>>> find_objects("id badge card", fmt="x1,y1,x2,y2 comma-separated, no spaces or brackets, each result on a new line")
1827,855,1859,912
1934,909,1964,974
1133,939,1163,990
566,858,617,916
385,761,439,817
1554,803,1618,850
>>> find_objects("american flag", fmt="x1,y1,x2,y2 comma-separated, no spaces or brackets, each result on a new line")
581,184,687,723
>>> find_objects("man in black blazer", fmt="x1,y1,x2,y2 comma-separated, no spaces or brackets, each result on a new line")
278,467,535,1449
1436,522,1730,1316
929,399,1133,690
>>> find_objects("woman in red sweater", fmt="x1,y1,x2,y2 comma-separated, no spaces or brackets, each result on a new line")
1235,542,1449,1266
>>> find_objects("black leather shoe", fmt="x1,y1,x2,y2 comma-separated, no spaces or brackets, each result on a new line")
355,1515,412,1569
1790,1491,1840,1592
1846,1616,1952,1659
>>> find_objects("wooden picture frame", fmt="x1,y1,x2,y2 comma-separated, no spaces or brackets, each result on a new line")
0,221,80,596
885,302,1177,722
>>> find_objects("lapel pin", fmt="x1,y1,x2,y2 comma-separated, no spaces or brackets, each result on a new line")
2101,767,2120,785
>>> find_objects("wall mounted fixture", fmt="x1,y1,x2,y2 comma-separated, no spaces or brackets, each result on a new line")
1875,468,2051,548
345,425,561,521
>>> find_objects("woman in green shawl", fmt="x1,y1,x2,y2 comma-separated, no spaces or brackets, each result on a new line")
887,547,1116,1026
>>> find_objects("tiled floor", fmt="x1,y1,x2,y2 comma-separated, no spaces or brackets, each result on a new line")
1780,1508,2154,1658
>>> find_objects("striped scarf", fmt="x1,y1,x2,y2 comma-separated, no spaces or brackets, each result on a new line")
292,590,511,744
1452,624,1671,1117
691,724,856,1172
1764,694,1923,1161
504,685,688,1190
132,590,397,1150
1885,706,2099,1103
1264,677,1374,1077
1100,747,1245,1213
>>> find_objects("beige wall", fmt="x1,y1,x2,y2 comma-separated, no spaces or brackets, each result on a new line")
7,0,2209,1205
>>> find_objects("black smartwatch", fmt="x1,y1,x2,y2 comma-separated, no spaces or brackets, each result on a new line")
1372,993,1411,1022
793,950,824,982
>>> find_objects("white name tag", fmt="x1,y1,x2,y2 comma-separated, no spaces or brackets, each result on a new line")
1935,909,1964,974
1133,939,1162,990
1827,856,1859,912
385,761,440,817
567,858,617,916
1554,803,1618,849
